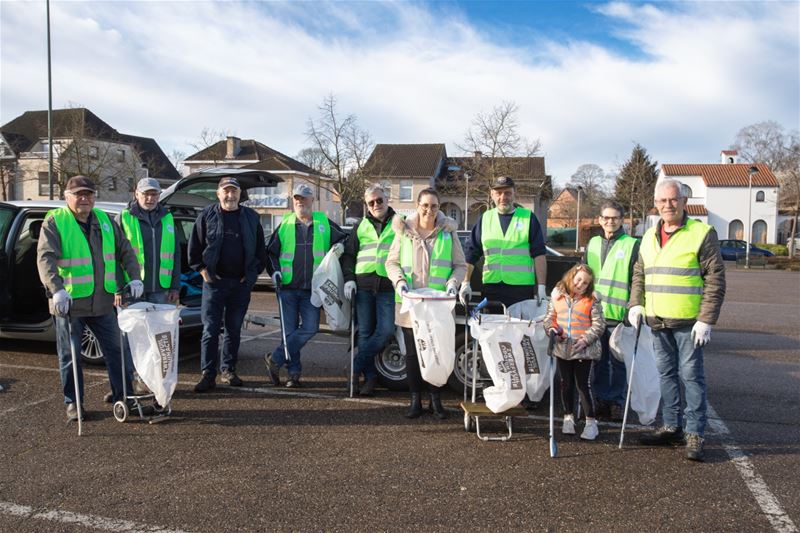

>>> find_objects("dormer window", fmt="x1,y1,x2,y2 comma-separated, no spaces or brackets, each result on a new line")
756,191,765,202
728,157,734,164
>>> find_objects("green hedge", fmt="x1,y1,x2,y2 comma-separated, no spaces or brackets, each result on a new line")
760,243,788,256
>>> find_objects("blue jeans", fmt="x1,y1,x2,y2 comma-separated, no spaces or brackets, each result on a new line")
592,326,627,406
651,326,707,436
354,290,395,380
55,313,132,404
122,291,167,374
271,289,320,377
200,279,252,377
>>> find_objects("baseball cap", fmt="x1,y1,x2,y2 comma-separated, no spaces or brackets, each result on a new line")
292,184,314,198
65,175,96,193
136,177,161,193
218,177,241,189
490,176,515,189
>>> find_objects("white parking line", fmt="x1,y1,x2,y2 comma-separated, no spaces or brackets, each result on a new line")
707,404,798,533
0,501,191,532
0,380,105,416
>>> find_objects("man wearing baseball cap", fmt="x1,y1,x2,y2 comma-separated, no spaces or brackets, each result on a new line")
108,178,182,402
37,175,143,422
461,176,547,309
188,176,267,392
264,182,348,388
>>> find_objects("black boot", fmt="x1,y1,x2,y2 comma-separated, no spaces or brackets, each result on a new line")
405,393,422,419
429,392,449,420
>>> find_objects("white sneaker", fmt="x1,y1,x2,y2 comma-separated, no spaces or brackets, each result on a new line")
581,418,599,441
562,415,576,435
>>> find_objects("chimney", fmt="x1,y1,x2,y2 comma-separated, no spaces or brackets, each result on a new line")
474,150,482,160
720,149,738,164
226,136,241,159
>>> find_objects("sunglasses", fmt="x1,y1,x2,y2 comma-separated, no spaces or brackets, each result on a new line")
367,198,385,207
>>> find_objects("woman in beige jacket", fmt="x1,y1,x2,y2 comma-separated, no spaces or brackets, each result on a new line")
385,188,466,419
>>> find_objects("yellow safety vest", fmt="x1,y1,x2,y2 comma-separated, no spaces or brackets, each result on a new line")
120,209,176,289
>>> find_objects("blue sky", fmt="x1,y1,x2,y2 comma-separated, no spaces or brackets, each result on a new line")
1,1,798,185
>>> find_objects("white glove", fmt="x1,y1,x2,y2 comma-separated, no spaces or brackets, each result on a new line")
446,280,458,297
628,305,644,329
396,281,409,296
129,280,144,299
53,289,71,317
458,282,472,306
344,281,357,301
692,321,712,348
536,284,547,304
332,242,345,258
271,271,282,286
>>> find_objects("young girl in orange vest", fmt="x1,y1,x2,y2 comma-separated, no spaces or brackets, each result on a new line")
545,263,606,440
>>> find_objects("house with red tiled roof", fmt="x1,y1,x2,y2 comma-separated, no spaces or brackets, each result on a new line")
183,136,337,234
653,150,780,244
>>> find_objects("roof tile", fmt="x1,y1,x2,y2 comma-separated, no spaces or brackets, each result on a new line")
662,163,778,187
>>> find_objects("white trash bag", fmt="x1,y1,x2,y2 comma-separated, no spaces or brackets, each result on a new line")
400,288,456,387
311,247,350,332
507,299,552,402
609,323,661,426
469,315,532,413
117,303,181,407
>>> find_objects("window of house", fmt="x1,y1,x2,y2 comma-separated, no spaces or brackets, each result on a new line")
728,157,734,164
116,149,125,162
109,177,117,191
399,180,412,202
89,146,98,159
681,184,693,198
38,172,54,196
379,181,392,201
756,191,765,202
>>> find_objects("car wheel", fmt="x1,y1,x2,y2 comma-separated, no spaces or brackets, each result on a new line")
81,325,106,365
447,332,488,393
374,340,408,391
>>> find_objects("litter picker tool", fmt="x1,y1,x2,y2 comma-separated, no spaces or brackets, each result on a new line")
619,322,643,449
275,283,291,364
547,329,557,458
66,313,83,436
349,303,356,398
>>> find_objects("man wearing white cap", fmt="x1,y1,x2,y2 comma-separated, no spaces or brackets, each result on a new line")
109,178,181,402
264,183,348,388
189,176,267,392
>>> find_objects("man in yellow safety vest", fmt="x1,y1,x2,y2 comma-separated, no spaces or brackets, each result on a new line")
628,178,726,462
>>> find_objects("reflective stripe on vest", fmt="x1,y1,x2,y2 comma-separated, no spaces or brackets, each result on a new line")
586,234,636,321
120,210,176,289
480,207,535,285
47,207,117,297
553,295,593,339
396,230,453,302
355,215,397,278
277,212,331,285
640,218,710,320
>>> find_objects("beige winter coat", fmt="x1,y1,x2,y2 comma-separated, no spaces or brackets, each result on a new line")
385,212,467,328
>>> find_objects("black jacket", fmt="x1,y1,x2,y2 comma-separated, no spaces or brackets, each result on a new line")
188,203,267,286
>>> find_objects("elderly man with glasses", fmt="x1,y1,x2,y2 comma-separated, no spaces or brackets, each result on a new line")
340,185,400,396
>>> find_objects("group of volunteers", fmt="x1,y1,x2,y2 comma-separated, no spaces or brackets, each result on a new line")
38,171,724,462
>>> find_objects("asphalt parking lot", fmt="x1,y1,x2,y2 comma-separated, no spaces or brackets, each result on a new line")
1,267,798,532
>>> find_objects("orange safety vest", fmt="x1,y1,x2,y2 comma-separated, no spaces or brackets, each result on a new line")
551,295,593,339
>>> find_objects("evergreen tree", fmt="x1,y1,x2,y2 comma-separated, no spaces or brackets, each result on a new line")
614,144,658,234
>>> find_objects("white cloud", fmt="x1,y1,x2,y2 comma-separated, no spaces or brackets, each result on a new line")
1,1,797,185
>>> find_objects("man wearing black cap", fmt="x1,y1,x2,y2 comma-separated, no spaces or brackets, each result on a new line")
460,175,548,308
37,175,143,422
188,176,267,392
264,183,348,388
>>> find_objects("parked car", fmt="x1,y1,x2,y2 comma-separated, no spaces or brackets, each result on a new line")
0,168,282,364
718,239,774,261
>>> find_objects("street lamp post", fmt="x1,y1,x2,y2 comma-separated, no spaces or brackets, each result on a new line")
745,166,759,269
574,186,583,252
463,172,470,230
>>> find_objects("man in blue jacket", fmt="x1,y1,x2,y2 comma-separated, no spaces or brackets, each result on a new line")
189,177,267,392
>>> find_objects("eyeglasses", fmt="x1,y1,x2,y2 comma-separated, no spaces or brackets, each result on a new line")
367,198,384,207
599,215,621,222
655,198,681,206
67,191,95,199
419,203,439,211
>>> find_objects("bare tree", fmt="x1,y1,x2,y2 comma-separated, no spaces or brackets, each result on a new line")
568,163,611,216
0,162,15,201
305,94,374,223
295,147,330,175
454,101,543,210
169,149,186,175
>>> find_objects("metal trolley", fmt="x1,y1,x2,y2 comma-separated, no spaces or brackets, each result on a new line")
460,299,528,442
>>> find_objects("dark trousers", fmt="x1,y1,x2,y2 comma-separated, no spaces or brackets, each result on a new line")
557,358,595,419
402,327,443,394
200,278,252,377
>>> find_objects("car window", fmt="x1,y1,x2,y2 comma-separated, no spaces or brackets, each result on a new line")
0,205,15,246
736,241,746,249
